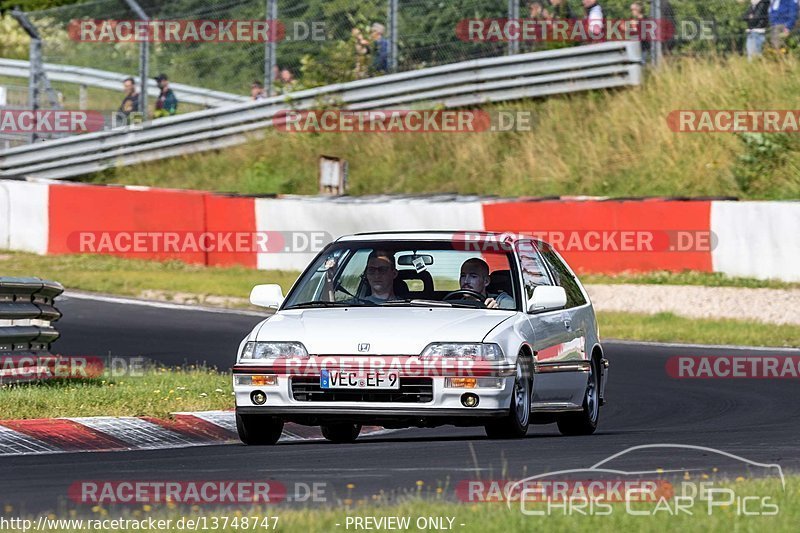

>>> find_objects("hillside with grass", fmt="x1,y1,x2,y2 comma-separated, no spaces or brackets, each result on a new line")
87,55,800,199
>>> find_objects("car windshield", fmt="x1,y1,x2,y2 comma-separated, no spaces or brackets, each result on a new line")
282,240,519,311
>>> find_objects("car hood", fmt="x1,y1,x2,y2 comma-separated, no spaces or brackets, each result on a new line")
253,307,515,355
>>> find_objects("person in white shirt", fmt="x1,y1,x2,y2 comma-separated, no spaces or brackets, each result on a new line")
582,0,604,39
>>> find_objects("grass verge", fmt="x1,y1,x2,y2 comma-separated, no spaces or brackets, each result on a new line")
0,367,231,420
13,476,800,532
598,311,800,348
582,271,800,290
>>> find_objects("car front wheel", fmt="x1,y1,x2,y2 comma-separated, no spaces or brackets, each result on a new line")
557,357,600,436
236,411,284,445
485,355,531,439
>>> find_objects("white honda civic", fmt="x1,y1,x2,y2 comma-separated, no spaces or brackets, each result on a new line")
233,231,607,444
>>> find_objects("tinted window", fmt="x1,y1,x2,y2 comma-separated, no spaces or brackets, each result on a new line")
539,244,587,308
516,241,552,303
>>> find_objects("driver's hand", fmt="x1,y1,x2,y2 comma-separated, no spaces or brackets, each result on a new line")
484,297,499,309
323,258,337,282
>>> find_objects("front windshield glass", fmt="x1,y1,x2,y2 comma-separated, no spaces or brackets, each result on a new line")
282,241,519,311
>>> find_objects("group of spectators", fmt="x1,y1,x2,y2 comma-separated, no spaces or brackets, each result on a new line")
744,0,798,59
118,73,177,119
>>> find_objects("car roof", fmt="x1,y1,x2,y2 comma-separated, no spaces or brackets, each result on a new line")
337,231,530,243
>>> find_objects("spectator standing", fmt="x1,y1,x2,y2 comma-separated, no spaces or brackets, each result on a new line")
352,27,371,78
744,0,770,59
153,73,177,117
250,80,266,100
769,0,798,49
118,77,139,117
549,0,574,20
582,0,604,40
629,2,650,60
370,22,389,73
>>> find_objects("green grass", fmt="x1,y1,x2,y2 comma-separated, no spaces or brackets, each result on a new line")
14,476,800,532
582,271,800,290
0,251,300,306
599,311,800,348
0,367,232,420
82,55,800,199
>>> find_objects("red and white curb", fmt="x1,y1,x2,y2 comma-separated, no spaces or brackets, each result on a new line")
0,411,388,456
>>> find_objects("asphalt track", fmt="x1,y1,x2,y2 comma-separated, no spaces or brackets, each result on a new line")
1,295,799,514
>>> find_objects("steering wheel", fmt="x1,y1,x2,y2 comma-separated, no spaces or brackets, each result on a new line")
443,289,487,307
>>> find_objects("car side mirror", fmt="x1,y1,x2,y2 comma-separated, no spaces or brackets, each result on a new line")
527,286,567,313
250,284,284,308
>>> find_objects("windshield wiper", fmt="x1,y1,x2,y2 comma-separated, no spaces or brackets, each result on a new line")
380,299,454,308
284,300,349,310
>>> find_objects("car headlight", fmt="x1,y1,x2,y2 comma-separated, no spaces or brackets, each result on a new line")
240,341,309,360
420,343,505,362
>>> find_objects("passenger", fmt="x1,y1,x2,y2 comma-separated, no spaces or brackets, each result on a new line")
362,249,399,303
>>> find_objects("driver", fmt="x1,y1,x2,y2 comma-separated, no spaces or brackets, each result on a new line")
459,258,515,309
362,249,399,303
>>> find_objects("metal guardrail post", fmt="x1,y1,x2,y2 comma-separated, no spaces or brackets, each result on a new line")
265,0,278,97
123,0,150,121
388,0,399,72
508,0,520,56
651,0,663,66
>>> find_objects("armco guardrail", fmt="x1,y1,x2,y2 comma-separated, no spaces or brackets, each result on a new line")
0,41,642,180
0,277,63,382
0,58,249,108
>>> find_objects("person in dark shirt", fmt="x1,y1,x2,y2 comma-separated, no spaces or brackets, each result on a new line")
370,23,389,73
548,0,574,20
745,0,770,59
154,73,178,117
118,77,139,116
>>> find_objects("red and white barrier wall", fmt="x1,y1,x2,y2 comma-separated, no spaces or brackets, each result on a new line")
1,179,798,281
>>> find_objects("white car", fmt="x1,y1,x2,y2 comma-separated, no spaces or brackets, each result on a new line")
234,231,607,444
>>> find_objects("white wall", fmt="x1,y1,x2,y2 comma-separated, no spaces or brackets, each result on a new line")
254,198,486,270
711,201,800,282
0,180,49,254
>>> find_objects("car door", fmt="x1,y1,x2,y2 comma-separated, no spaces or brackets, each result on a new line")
515,239,566,404
537,242,590,407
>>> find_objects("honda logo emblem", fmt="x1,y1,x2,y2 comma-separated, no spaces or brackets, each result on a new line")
358,343,370,352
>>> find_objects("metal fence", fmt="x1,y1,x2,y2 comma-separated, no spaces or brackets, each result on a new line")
5,1,754,105
0,277,63,383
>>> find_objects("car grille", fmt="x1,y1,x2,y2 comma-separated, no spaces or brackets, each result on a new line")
290,376,434,403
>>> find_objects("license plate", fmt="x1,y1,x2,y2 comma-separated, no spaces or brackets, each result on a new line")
320,369,400,389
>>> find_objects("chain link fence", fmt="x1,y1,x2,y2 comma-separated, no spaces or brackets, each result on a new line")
0,0,783,145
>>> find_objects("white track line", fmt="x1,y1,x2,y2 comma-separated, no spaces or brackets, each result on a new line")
604,339,800,353
62,291,267,316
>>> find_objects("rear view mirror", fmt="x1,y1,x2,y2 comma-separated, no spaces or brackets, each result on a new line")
250,284,284,308
527,286,567,313
397,254,434,266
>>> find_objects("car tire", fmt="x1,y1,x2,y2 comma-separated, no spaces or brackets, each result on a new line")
484,354,531,439
321,423,362,443
236,411,284,445
557,357,600,436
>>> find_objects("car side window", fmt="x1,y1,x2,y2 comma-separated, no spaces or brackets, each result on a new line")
516,240,552,304
539,244,587,309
